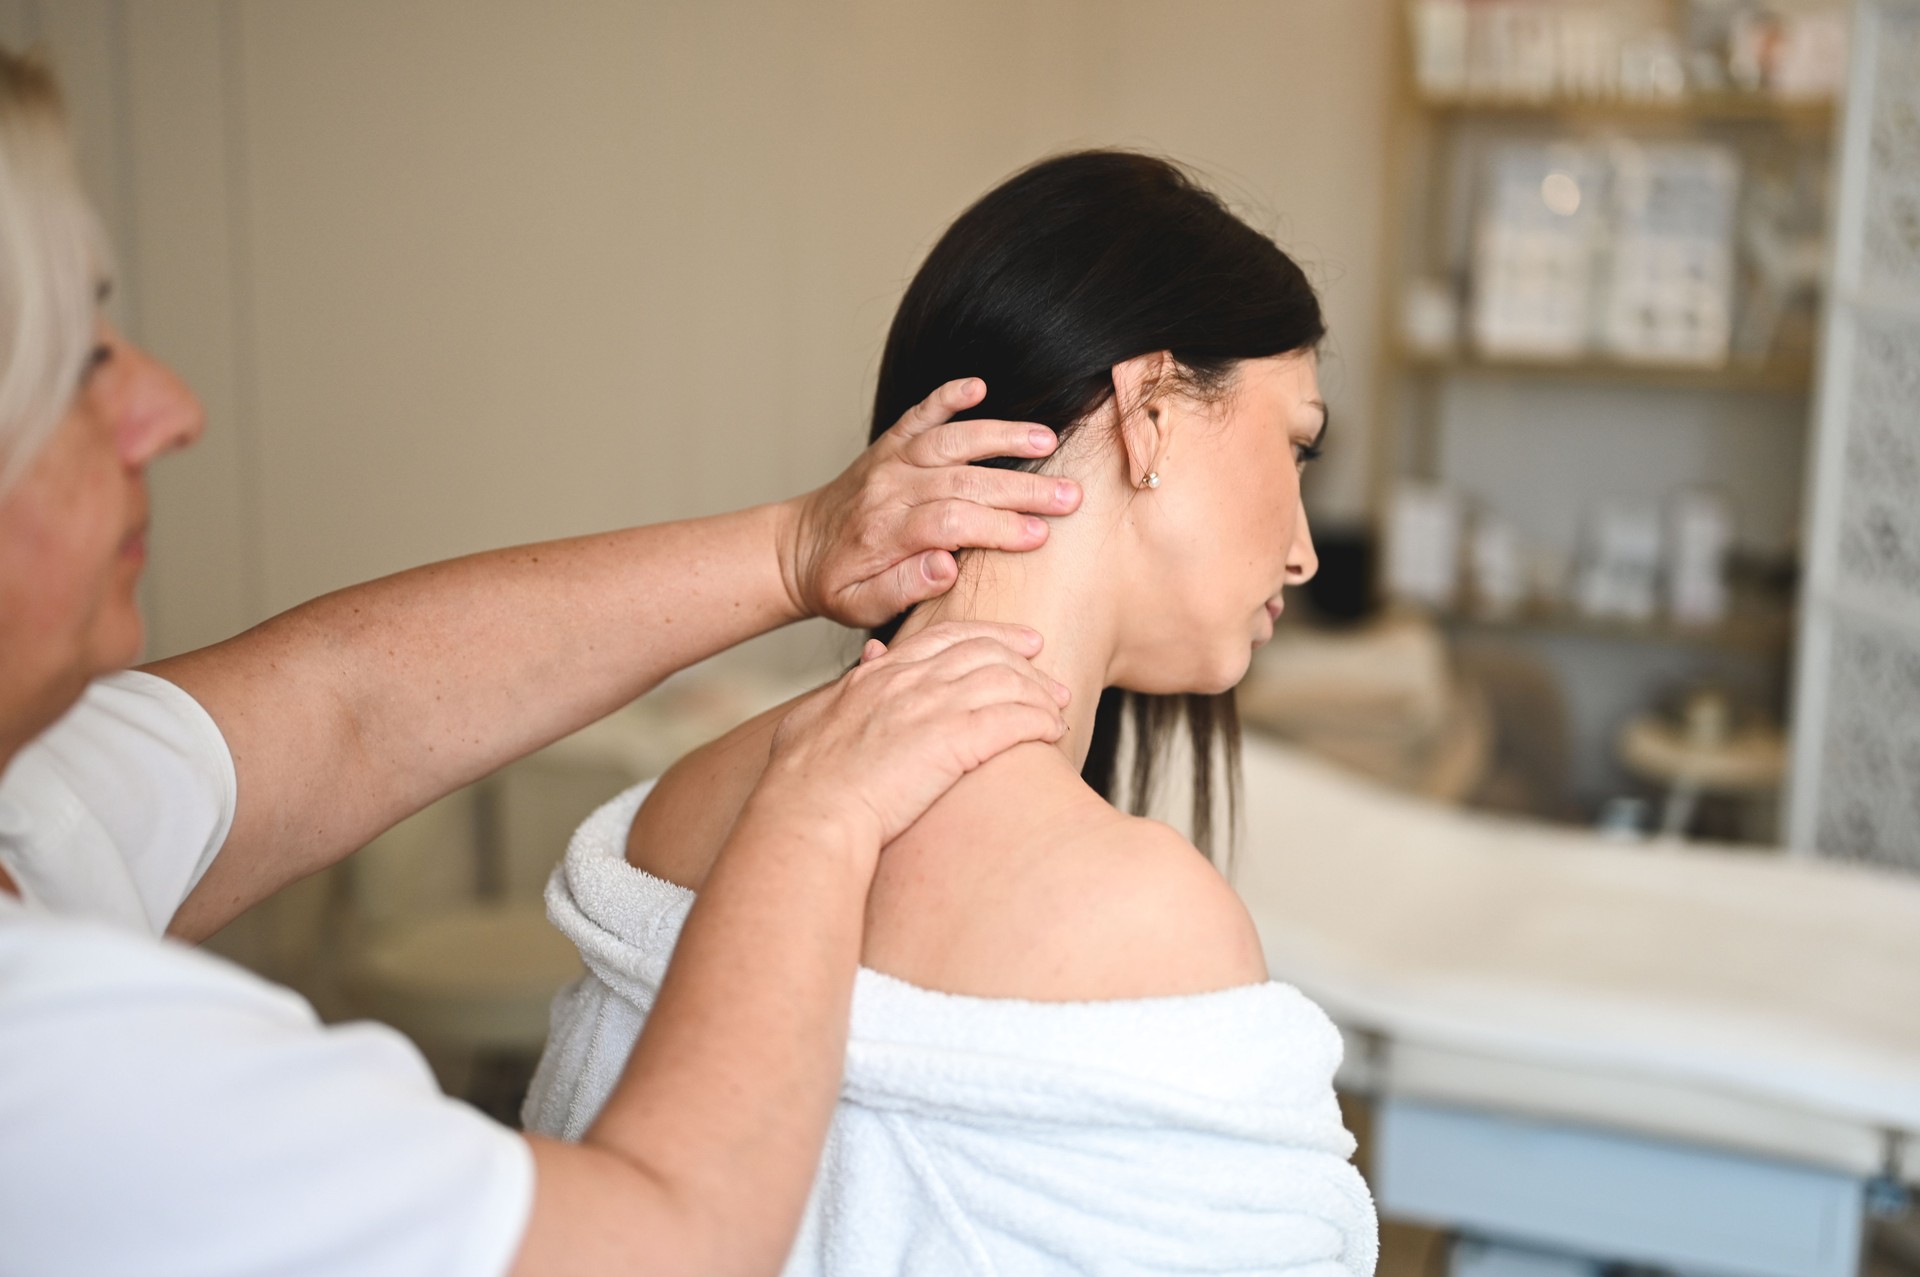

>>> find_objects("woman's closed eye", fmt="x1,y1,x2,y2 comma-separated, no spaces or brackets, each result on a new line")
79,342,111,387
1293,400,1329,469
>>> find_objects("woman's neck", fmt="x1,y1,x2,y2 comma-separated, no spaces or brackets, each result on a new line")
893,537,1121,773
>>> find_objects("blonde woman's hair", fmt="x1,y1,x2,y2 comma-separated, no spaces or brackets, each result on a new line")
0,47,107,494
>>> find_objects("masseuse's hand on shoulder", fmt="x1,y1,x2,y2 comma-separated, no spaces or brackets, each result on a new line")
513,622,1066,1277
752,621,1073,852
779,378,1082,627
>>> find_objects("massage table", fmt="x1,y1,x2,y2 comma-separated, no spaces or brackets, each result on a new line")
1233,733,1920,1277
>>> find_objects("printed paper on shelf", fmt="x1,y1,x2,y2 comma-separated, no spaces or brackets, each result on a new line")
1471,142,1608,359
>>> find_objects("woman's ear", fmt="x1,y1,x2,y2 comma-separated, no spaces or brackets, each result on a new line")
1111,351,1175,491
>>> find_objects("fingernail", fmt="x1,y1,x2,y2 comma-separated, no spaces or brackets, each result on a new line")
1022,627,1043,648
1024,516,1047,539
959,377,979,398
1054,479,1077,506
1029,427,1055,452
922,550,950,582
1052,680,1071,704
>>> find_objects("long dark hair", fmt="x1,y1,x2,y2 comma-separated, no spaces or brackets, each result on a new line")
868,150,1325,859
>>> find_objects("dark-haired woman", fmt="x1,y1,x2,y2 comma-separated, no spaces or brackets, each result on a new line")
526,152,1379,1274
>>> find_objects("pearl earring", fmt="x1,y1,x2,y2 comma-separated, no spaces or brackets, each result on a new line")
1142,470,1161,489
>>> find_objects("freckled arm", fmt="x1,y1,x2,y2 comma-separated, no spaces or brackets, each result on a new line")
154,502,804,941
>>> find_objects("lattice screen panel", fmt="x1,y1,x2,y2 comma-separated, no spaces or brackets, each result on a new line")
1788,0,1920,870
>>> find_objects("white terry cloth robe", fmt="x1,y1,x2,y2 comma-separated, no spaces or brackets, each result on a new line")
524,782,1378,1277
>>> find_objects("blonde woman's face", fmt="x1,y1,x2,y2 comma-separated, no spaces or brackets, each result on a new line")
0,318,202,735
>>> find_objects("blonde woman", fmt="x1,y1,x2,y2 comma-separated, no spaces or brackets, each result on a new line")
0,49,1081,1277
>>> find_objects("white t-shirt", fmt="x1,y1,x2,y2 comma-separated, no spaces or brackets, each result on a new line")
0,671,535,1277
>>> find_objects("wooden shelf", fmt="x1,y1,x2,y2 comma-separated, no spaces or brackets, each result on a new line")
1400,348,1815,395
1417,90,1835,128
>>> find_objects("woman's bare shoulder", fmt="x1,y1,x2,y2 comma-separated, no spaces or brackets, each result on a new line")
864,776,1270,1003
1030,813,1270,999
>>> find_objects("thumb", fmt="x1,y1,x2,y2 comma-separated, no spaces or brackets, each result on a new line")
859,638,887,664
913,549,957,597
853,550,956,624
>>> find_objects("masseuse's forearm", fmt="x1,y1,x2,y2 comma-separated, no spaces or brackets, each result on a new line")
158,503,802,941
513,797,870,1277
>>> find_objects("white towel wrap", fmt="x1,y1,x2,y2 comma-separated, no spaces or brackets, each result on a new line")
525,782,1378,1276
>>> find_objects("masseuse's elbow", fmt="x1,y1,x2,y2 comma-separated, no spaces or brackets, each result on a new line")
513,1135,789,1277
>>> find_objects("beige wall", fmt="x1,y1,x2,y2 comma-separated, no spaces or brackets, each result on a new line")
23,0,1395,663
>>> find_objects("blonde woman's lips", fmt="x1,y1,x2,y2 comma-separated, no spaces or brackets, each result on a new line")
121,518,149,562
1265,599,1283,622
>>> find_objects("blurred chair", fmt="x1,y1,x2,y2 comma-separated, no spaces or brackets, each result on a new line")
1240,610,1581,821
1238,610,1495,806
341,661,827,1111
342,769,607,1108
1451,639,1576,821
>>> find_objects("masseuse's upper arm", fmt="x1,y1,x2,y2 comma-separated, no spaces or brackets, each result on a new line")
148,626,373,941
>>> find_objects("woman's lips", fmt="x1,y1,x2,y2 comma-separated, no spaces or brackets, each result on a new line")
1265,599,1284,622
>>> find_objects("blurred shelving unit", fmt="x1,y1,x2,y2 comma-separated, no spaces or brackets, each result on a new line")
1440,591,1794,652
1398,346,1815,392
1369,0,1848,821
1419,89,1835,123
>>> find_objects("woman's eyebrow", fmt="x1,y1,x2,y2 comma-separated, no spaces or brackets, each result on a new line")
1306,399,1329,448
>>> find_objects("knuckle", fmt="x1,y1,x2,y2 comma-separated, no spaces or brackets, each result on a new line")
925,424,964,466
954,467,990,505
894,432,930,467
903,504,936,548
987,663,1025,691
1003,472,1041,511
936,501,967,545
955,636,999,662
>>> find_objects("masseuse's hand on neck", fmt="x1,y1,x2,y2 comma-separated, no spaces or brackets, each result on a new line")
777,378,1082,627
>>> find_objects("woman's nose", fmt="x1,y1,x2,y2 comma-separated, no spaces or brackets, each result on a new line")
109,339,205,468
1286,505,1319,586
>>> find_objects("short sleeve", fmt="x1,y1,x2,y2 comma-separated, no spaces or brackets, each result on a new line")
0,908,535,1277
0,670,237,933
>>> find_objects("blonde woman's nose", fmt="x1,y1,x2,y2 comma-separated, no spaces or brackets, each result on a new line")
110,339,205,467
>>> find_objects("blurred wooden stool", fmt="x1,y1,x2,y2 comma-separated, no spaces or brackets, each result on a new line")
1617,689,1786,841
